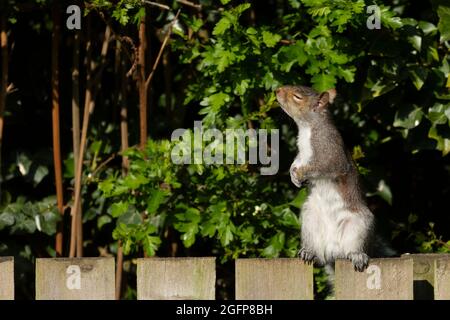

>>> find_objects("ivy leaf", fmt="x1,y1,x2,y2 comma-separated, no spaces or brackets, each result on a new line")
97,215,112,230
117,206,142,226
394,105,423,129
418,21,437,35
433,1,450,42
427,103,450,125
33,165,49,186
429,126,450,156
0,212,15,230
408,66,429,90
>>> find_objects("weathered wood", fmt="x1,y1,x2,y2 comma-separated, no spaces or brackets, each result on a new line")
335,258,413,300
137,257,216,300
35,258,115,300
434,257,450,300
0,257,14,300
235,258,313,300
402,253,450,300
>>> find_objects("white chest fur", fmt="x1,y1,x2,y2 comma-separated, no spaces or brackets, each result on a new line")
296,123,313,166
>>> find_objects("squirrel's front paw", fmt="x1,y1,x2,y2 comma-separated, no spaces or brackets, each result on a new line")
290,166,304,188
347,252,369,272
298,247,316,264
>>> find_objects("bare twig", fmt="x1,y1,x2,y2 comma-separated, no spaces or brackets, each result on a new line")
50,6,65,257
69,23,112,258
0,13,8,207
145,9,181,88
280,39,295,45
138,15,147,149
119,36,138,78
115,241,124,299
176,0,202,10
91,153,116,177
436,239,450,251
142,0,171,11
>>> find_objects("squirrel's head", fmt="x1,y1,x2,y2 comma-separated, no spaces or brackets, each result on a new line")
275,85,336,120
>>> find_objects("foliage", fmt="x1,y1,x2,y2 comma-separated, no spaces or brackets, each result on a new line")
1,0,450,299
99,138,304,263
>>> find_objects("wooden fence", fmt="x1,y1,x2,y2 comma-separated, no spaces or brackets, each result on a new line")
0,254,449,300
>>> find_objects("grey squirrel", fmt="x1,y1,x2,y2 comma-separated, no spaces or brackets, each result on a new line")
276,85,392,273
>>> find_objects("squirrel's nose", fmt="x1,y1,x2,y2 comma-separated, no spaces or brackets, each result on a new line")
276,87,282,95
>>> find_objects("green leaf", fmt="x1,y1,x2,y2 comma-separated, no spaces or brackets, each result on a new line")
220,0,231,4
33,165,49,186
418,21,437,35
434,2,450,42
408,66,428,90
290,188,308,208
97,215,112,230
369,80,397,97
262,31,281,48
39,209,61,236
17,153,31,176
201,92,230,111
427,103,450,125
277,40,308,72
146,189,169,214
311,73,336,92
376,180,392,205
262,232,285,257
143,235,161,256
288,0,301,9
0,212,15,230
220,224,234,247
394,106,423,129
110,201,129,218
429,126,450,156
117,206,142,226
213,17,232,36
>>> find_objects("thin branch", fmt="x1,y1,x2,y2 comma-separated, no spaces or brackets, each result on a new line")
145,9,181,88
436,239,450,251
280,39,295,45
51,6,64,257
0,13,8,206
91,153,116,177
142,1,170,11
69,23,112,258
176,0,202,10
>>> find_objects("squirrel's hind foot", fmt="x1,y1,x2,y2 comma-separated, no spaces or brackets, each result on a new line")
298,247,316,264
347,252,369,272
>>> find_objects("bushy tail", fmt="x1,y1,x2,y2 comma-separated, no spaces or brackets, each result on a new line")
324,262,336,299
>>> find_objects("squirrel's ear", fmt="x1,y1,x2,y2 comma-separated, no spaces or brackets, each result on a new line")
315,89,336,111
327,88,337,104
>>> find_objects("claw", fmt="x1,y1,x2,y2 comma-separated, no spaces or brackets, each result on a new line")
347,252,369,272
298,247,316,264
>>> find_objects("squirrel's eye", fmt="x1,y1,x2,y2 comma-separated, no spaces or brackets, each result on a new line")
293,94,303,101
